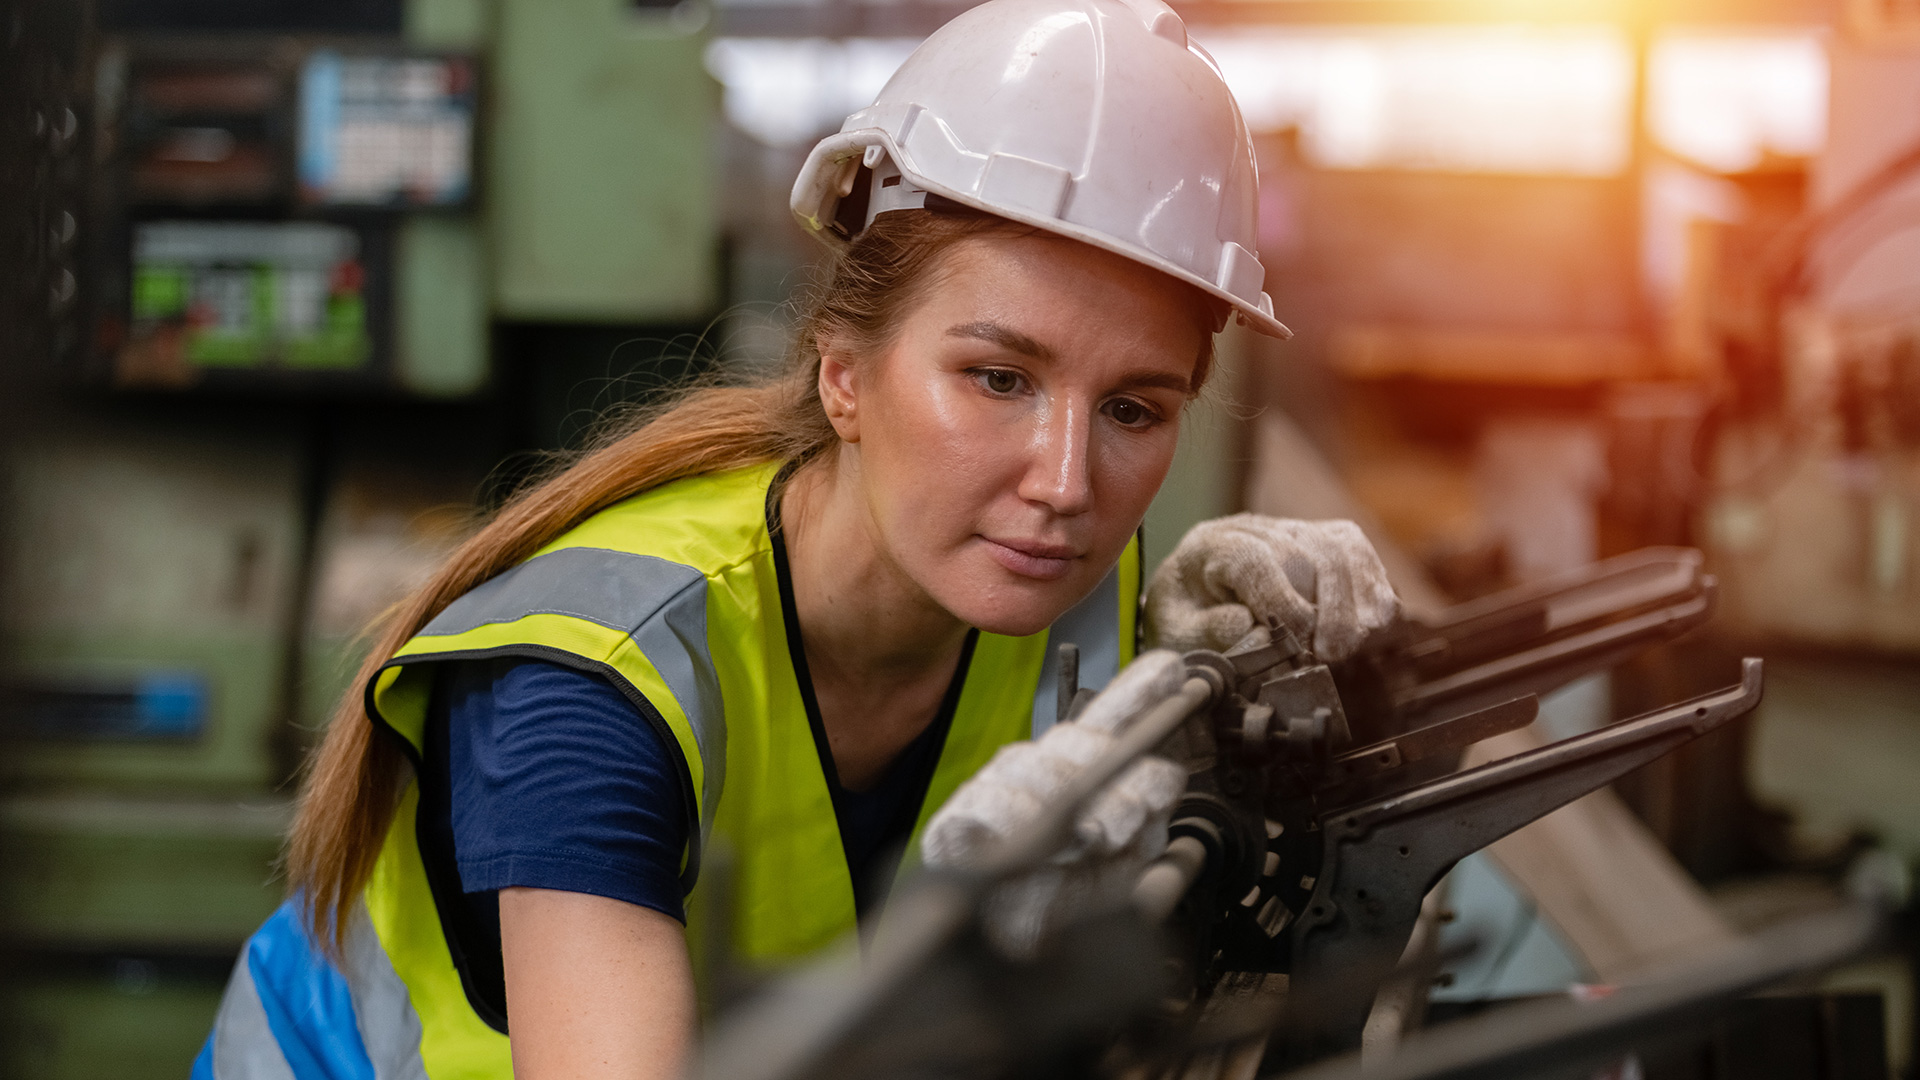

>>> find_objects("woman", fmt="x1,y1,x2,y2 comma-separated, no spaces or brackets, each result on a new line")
195,0,1396,1076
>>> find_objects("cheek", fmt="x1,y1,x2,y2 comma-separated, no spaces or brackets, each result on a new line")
861,371,1026,533
1093,421,1180,514
1077,424,1179,564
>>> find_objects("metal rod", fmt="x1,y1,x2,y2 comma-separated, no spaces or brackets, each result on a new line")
1394,594,1712,714
982,677,1216,879
1345,660,1761,833
1057,642,1081,727
1134,834,1211,921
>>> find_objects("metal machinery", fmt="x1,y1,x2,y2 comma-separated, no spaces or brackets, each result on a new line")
695,550,1888,1080
1,0,720,1074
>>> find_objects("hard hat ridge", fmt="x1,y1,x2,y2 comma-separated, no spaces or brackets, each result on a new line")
790,0,1292,339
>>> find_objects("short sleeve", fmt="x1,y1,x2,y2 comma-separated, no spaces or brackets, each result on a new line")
441,657,691,923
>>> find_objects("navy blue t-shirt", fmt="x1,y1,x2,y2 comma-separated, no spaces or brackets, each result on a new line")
438,658,691,919
417,654,958,1027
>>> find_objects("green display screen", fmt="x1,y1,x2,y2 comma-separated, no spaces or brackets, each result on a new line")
122,221,371,381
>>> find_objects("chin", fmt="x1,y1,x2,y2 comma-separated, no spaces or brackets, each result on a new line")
965,606,1059,639
938,567,1100,640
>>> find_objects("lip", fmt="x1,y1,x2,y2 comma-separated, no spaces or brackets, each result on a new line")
981,536,1082,581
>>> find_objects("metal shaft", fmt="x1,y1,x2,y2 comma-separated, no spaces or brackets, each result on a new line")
1134,834,1210,921
982,677,1216,878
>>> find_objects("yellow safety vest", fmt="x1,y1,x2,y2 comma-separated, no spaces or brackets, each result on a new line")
338,462,1139,1077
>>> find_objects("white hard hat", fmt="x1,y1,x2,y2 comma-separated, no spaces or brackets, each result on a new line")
790,0,1291,339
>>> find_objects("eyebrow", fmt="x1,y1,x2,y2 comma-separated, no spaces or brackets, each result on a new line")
1118,369,1195,395
946,321,1053,360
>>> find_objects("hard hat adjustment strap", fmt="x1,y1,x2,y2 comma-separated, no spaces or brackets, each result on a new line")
831,166,874,240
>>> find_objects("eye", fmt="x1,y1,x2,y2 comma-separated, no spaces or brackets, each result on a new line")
1103,397,1160,429
972,368,1025,395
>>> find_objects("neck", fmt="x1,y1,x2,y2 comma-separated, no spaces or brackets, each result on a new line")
779,451,971,698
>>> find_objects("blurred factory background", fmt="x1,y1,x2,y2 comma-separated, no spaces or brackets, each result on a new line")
2,0,1919,1074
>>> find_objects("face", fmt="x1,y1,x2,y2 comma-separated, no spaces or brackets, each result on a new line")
818,232,1209,638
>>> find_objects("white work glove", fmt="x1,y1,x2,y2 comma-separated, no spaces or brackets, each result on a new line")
921,650,1190,959
1145,515,1400,662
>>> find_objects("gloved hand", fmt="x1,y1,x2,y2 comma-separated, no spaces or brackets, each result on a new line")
921,650,1190,959
1145,515,1400,662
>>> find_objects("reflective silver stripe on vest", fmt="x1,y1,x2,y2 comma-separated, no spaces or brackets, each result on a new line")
419,546,727,820
344,906,429,1080
209,952,297,1080
1029,564,1122,738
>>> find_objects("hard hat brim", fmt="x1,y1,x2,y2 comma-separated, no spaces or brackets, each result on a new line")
792,129,1293,341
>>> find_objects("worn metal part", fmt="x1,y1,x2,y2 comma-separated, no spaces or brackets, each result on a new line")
1274,901,1884,1080
1256,665,1352,750
1282,660,1766,1056
1131,550,1742,1071
1318,696,1538,789
1382,548,1714,726
1359,881,1450,1066
699,548,1769,1080
1058,642,1081,726
1393,592,1712,720
1135,834,1212,922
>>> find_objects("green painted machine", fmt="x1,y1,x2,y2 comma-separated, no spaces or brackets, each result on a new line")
3,0,720,1073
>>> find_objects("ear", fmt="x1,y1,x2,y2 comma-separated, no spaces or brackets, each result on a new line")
816,342,861,444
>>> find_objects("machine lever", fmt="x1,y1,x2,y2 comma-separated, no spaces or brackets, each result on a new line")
1318,695,1539,788
1284,659,1765,1056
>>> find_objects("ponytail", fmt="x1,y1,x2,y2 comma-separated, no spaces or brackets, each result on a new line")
287,209,1037,949
284,374,829,948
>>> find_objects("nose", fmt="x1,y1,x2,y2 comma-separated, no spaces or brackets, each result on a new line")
1018,395,1094,517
